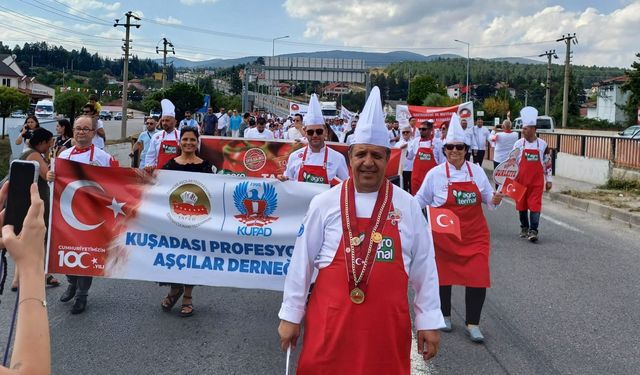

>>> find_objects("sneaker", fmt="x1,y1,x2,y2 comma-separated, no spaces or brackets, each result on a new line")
528,229,539,242
519,227,529,238
440,316,452,332
465,325,485,343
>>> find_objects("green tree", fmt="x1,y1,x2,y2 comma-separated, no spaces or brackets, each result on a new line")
0,87,29,139
54,90,87,125
407,75,445,105
423,93,458,107
144,83,203,120
621,52,640,124
482,97,510,119
88,70,109,99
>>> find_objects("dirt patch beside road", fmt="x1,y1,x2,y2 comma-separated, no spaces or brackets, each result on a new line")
562,186,640,213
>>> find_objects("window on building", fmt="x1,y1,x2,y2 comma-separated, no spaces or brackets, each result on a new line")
1,79,10,87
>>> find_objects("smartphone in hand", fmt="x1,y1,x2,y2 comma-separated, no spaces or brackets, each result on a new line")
5,160,39,234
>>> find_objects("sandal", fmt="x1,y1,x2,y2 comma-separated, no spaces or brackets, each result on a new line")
179,296,194,317
46,275,61,287
161,286,184,311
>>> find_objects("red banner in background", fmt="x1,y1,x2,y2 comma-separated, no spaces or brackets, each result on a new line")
199,137,402,178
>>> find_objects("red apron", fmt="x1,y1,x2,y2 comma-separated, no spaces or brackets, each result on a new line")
156,130,179,169
411,139,438,195
432,162,491,288
297,146,329,184
298,185,411,375
515,141,544,212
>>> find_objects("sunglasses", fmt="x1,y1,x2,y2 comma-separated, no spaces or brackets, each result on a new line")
444,144,466,151
145,122,155,125
306,129,324,136
419,128,431,131
402,131,411,134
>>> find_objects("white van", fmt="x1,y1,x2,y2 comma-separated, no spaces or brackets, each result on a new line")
513,115,555,132
35,99,55,119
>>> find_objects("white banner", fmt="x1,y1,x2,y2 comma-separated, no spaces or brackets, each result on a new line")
289,102,308,117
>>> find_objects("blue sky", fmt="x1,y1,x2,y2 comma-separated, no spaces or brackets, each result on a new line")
1,0,638,67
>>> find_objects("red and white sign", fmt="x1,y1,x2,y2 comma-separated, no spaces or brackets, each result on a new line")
396,102,474,128
493,158,519,186
289,101,308,117
500,177,526,202
427,206,461,240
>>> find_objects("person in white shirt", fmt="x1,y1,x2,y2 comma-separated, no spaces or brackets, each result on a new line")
286,114,306,142
460,119,476,161
491,119,519,168
388,120,400,146
471,118,491,165
130,117,159,168
281,94,349,185
394,124,415,192
244,117,274,139
144,99,180,170
47,115,117,315
216,107,229,136
178,111,200,133
511,107,553,242
83,104,106,149
407,120,444,195
278,87,444,373
415,112,503,343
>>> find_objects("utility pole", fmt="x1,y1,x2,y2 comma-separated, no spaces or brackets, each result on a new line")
156,38,174,90
538,50,558,116
556,33,578,128
114,11,141,139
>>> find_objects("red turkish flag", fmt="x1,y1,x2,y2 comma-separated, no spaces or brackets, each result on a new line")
48,159,150,276
428,206,461,240
500,177,526,202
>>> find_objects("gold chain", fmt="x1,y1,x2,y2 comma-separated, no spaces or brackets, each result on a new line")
344,179,390,287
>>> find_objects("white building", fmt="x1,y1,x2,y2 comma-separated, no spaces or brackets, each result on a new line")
588,76,630,124
0,54,54,102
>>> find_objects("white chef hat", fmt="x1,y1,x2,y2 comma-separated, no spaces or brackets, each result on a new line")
352,86,390,148
304,94,325,126
444,113,467,144
520,106,538,127
161,99,175,118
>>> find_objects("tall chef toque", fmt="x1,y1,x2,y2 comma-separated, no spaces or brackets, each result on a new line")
520,106,538,127
304,94,325,126
161,98,175,118
352,86,389,148
444,113,467,145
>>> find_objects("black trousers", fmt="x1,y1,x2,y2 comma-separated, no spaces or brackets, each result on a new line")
402,171,412,193
439,285,486,325
66,276,93,298
473,150,486,165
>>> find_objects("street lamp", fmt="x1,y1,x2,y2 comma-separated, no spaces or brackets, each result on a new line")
454,39,470,102
272,35,289,57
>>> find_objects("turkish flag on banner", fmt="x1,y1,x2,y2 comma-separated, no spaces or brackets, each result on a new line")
427,206,461,240
48,159,150,276
500,177,526,202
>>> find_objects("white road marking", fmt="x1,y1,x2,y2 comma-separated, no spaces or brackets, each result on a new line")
411,331,435,374
502,199,584,234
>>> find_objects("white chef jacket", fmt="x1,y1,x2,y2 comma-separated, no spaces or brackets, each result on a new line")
415,161,499,209
58,145,114,166
283,146,349,182
144,129,179,168
471,126,491,151
492,131,519,163
279,183,445,331
245,128,275,140
394,138,414,172
511,138,553,182
463,127,477,150
406,137,445,166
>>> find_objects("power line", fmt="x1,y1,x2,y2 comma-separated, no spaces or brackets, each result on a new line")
50,0,113,25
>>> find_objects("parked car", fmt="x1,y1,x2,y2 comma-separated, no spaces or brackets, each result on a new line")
114,112,123,120
99,110,112,121
513,115,555,132
150,109,161,118
10,110,26,118
618,125,640,139
127,110,134,119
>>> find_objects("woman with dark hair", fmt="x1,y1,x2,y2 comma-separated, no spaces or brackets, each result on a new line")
11,127,61,291
160,127,213,317
53,118,74,157
15,115,40,151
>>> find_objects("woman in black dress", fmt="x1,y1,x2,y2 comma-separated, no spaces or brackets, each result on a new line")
53,118,74,157
160,127,213,317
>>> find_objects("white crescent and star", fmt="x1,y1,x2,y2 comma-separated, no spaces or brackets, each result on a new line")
506,184,516,193
436,214,454,227
60,180,126,231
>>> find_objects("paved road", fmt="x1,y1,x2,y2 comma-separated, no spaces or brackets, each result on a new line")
0,195,638,374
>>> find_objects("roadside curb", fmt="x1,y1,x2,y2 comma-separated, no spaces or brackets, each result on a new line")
545,191,640,229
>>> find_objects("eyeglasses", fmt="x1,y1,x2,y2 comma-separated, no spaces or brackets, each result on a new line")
145,122,155,125
74,127,93,133
306,129,324,136
444,144,466,151
402,131,411,134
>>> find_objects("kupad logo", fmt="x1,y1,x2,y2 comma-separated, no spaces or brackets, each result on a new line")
233,181,279,227
243,147,267,172
168,181,212,227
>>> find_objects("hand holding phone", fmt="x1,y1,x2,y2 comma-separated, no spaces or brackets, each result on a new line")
5,160,39,235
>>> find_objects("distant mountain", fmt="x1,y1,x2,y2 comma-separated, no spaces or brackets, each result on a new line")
158,50,466,69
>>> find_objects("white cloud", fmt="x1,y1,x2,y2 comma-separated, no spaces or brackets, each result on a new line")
283,0,640,67
180,0,219,5
155,16,183,25
57,0,121,13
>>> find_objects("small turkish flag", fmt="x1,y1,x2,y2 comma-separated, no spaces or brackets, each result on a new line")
501,177,526,202
428,206,461,240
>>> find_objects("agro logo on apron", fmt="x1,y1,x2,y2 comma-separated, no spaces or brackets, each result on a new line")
297,146,329,185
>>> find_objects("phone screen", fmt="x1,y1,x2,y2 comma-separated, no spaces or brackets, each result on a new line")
5,160,38,235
